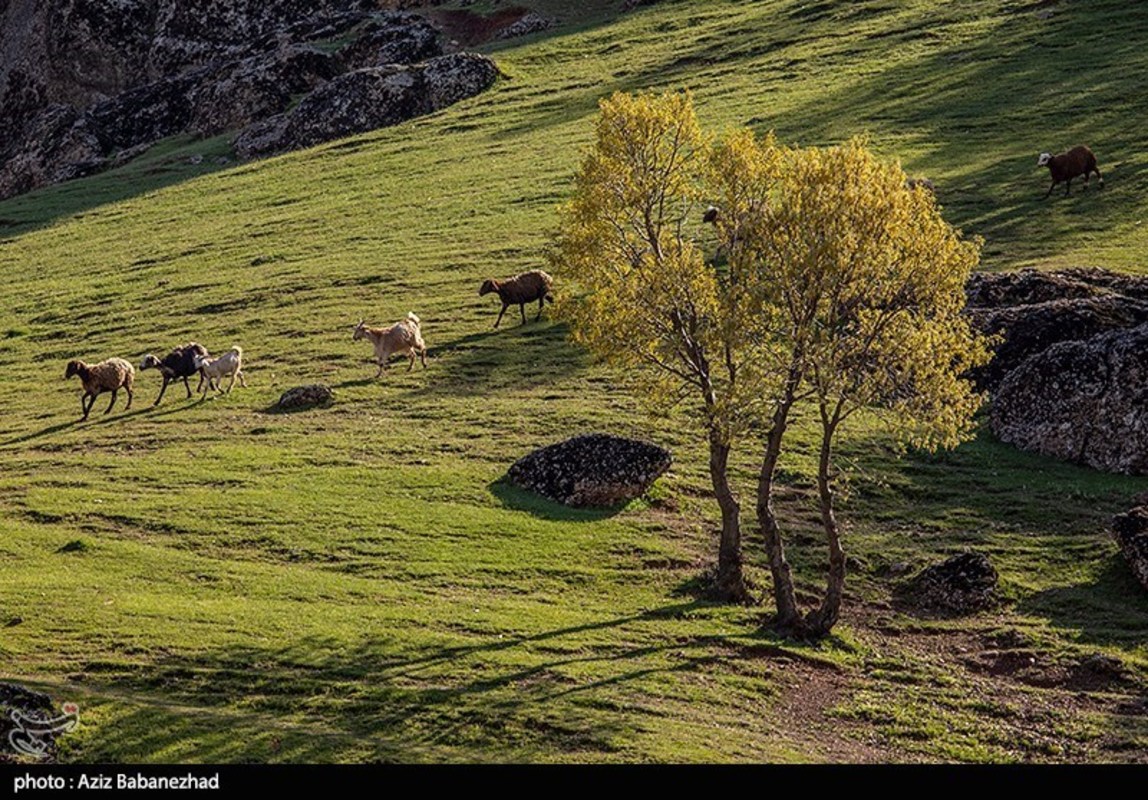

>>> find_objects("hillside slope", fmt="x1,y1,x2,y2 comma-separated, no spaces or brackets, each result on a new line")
1,0,1146,763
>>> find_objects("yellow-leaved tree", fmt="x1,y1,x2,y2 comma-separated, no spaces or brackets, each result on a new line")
553,91,992,635
551,90,756,602
721,134,993,636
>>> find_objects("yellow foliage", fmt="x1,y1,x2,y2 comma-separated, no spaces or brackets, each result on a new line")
552,91,992,452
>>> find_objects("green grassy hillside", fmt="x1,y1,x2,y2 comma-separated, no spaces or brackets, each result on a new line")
1,0,1146,763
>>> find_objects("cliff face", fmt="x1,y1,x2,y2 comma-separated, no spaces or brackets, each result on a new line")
0,0,499,201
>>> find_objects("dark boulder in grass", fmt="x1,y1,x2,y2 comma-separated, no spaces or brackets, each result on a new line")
507,433,672,508
990,323,1148,474
0,683,61,763
277,384,334,410
1112,507,1148,593
233,52,499,159
899,552,999,615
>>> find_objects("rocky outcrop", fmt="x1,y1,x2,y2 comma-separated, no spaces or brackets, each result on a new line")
990,324,1148,474
495,12,553,39
966,268,1148,473
189,45,343,137
0,2,498,200
967,295,1148,391
1111,507,1148,593
337,13,442,70
234,52,498,159
899,551,999,615
507,433,672,508
277,384,334,410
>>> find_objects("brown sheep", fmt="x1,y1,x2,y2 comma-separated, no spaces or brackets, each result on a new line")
65,358,135,420
479,270,554,328
353,313,427,377
1038,145,1103,198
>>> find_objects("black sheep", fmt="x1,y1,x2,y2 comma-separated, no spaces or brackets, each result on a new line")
139,342,209,406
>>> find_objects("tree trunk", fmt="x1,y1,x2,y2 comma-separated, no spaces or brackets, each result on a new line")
806,413,845,637
757,396,800,629
709,427,750,603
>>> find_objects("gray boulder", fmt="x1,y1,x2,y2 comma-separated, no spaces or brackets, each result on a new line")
495,13,554,39
337,12,442,70
507,433,672,508
899,551,999,615
277,384,334,410
968,295,1148,391
234,52,498,159
1111,507,1148,593
991,323,1148,474
188,45,342,137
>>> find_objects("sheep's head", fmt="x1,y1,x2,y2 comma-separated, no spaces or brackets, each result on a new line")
139,354,161,371
702,205,720,224
352,320,367,341
192,355,211,371
478,279,498,297
1037,152,1052,167
64,360,82,379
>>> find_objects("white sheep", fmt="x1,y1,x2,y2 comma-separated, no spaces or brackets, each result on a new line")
193,346,247,394
353,313,427,377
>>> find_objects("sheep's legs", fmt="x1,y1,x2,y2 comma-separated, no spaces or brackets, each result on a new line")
1045,181,1056,198
104,390,118,415
375,361,385,378
495,304,508,328
81,393,93,420
182,376,192,398
519,303,527,325
407,354,415,372
124,387,133,410
153,377,170,406
1064,178,1072,196
237,371,247,388
535,296,545,321
419,349,427,369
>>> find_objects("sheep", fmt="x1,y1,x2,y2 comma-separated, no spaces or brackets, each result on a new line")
702,205,720,224
906,177,936,193
1038,145,1103,198
193,346,247,394
478,270,554,328
64,357,134,420
139,342,209,406
353,313,427,377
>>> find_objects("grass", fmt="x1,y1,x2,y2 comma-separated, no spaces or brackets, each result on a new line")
1,0,1147,763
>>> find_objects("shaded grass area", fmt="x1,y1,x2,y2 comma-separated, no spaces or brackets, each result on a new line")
0,0,1147,763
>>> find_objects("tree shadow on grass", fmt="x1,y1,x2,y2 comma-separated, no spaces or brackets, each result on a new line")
60,602,735,762
487,477,622,522
1015,555,1148,648
413,321,589,398
0,397,208,447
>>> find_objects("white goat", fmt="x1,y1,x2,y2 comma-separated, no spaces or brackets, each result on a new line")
353,313,427,377
193,346,247,394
